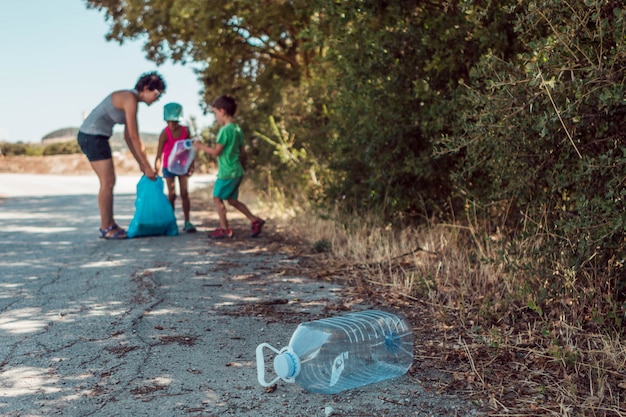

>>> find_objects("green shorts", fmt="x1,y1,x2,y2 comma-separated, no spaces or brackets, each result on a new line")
213,176,243,200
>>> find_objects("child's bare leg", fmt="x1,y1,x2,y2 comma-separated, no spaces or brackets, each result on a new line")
227,199,259,223
166,177,177,210
179,175,191,222
90,159,116,229
213,196,228,229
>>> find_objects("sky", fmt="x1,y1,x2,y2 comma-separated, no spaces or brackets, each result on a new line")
0,1,214,143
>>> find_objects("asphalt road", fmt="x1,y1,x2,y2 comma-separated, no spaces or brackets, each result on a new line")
0,174,480,417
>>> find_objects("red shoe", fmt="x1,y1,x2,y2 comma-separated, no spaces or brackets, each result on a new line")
208,228,233,239
251,219,266,237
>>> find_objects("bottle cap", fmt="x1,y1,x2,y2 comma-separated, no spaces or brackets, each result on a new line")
273,351,299,378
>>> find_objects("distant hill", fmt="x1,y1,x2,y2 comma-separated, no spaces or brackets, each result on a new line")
41,127,80,145
41,127,159,152
42,127,79,141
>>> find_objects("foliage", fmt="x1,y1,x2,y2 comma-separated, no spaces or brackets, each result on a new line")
86,0,311,127
42,141,81,155
0,142,45,156
438,0,626,314
1,142,27,156
308,1,522,220
1,140,80,156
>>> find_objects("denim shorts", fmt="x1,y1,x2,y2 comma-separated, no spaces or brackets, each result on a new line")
77,131,112,162
162,167,179,179
213,176,243,200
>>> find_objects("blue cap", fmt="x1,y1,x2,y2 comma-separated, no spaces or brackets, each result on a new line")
163,102,183,122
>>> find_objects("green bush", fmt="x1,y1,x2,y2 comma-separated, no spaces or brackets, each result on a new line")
1,142,28,156
0,142,44,156
308,1,522,221
42,141,81,156
439,0,626,320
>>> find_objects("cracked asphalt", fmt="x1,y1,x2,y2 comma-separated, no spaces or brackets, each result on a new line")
0,173,481,417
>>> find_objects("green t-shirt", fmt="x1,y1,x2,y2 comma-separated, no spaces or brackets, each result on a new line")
216,123,245,179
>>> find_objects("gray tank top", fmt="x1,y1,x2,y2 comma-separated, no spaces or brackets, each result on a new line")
79,90,137,136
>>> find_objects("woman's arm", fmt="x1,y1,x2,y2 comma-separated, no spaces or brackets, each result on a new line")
115,90,156,179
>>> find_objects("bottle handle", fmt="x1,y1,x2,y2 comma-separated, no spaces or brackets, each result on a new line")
256,343,282,387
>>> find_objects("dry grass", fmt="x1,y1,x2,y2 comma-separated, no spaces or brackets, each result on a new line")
267,203,626,416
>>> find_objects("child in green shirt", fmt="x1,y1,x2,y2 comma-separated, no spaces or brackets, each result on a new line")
194,95,265,239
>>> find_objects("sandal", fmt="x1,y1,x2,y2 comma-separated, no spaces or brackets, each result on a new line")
251,219,266,238
99,224,127,240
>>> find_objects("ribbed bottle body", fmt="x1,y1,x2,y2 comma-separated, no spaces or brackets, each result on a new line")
167,140,195,175
289,310,413,394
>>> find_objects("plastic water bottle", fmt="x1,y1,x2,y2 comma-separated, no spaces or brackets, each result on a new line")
256,310,413,394
167,139,196,175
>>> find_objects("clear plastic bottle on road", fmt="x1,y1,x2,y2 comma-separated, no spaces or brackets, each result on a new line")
167,139,196,175
256,310,414,394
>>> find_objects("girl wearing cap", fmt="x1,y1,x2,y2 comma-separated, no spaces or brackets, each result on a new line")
78,71,165,240
154,102,197,233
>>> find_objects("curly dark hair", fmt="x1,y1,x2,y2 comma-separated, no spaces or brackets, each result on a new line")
211,95,237,116
135,71,166,93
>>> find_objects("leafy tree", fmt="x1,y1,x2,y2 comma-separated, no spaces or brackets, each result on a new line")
86,0,313,123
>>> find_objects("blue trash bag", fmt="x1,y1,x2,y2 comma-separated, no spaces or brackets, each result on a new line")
127,176,179,238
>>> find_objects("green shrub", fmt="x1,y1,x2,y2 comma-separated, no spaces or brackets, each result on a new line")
1,142,45,156
439,0,626,320
43,141,81,155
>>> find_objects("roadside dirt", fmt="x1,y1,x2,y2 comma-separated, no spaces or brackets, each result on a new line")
0,153,141,175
